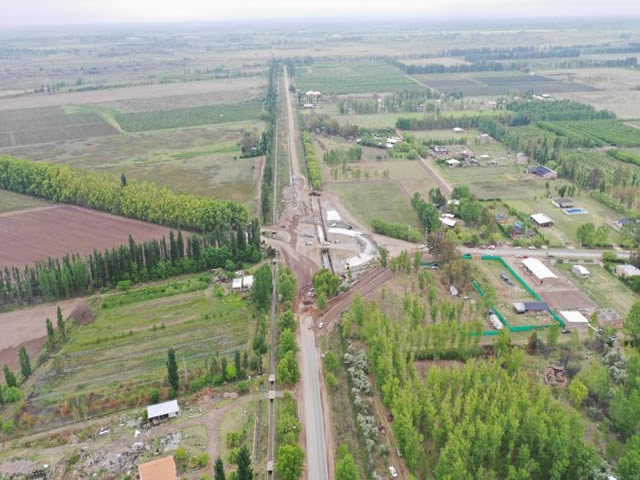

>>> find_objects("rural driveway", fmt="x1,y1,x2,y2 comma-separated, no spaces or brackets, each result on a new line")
417,154,452,196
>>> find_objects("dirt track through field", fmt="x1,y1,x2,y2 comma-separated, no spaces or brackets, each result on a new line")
0,205,174,268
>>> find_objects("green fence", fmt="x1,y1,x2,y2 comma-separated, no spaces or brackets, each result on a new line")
467,255,565,335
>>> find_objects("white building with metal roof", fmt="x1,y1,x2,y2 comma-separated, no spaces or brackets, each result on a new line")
147,399,180,424
522,257,557,283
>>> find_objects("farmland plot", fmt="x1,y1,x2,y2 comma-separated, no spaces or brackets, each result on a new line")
29,281,250,423
0,205,174,268
114,102,263,132
0,106,118,147
414,72,598,96
0,189,50,213
296,61,419,94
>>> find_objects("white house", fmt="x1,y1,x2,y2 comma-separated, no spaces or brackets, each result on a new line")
572,265,590,278
616,264,640,279
147,400,180,424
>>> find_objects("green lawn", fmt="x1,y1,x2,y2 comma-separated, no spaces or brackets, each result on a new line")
328,181,420,229
556,263,639,317
0,189,50,213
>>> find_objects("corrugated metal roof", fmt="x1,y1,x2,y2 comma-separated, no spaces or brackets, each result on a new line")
560,311,588,323
523,302,549,311
147,400,179,419
522,258,557,280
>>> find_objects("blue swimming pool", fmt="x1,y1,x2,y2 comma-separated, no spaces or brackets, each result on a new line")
563,208,589,215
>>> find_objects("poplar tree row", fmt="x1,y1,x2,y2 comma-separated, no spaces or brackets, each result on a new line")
0,155,247,233
0,221,261,306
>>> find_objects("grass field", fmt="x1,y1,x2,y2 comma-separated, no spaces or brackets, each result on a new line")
327,181,420,229
0,106,118,147
556,263,639,317
296,61,419,94
413,71,597,96
114,102,263,132
32,278,250,409
507,195,622,247
0,189,50,213
4,122,264,214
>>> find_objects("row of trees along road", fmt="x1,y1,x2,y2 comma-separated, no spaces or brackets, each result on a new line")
0,223,261,306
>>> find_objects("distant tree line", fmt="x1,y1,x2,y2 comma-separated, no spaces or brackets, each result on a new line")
0,155,247,233
0,223,261,306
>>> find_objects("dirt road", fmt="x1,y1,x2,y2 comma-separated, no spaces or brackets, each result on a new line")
417,153,453,196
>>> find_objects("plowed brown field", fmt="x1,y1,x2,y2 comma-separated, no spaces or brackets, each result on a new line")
0,204,174,268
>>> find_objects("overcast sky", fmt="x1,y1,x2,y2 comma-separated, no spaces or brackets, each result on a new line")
2,0,640,27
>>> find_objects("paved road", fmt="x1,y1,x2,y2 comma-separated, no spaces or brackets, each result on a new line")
300,316,329,480
267,256,278,478
283,66,330,480
460,246,630,259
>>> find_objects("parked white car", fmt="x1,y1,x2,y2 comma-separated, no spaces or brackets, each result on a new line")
389,465,398,478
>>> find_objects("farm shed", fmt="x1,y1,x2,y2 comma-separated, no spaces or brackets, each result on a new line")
572,265,590,278
552,198,574,209
522,258,557,284
446,159,461,167
560,311,589,325
513,302,550,314
147,399,180,424
530,165,557,179
432,145,448,154
242,275,254,290
138,456,177,480
530,213,554,227
440,217,457,228
232,278,243,292
616,264,640,278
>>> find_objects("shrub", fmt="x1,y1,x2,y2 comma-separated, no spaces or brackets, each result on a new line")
149,389,160,404
326,372,337,390
237,380,249,394
174,447,190,472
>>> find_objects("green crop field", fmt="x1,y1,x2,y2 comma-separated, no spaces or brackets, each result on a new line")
31,277,251,409
296,61,419,94
327,181,420,229
556,263,639,317
0,189,50,213
554,120,640,146
114,102,263,132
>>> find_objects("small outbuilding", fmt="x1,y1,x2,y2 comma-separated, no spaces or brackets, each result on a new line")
530,165,557,179
560,311,589,325
530,213,554,227
432,145,448,154
453,127,465,133
552,198,574,209
147,400,180,425
572,265,590,278
616,264,640,278
232,277,243,292
514,301,550,314
440,217,457,228
138,456,177,480
446,159,461,167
